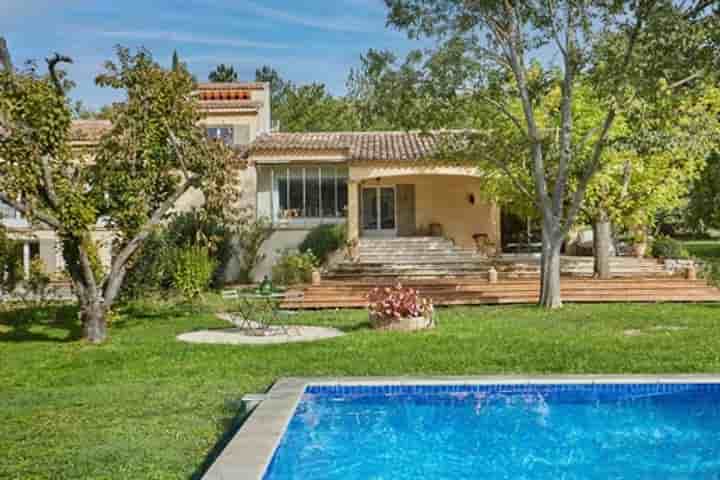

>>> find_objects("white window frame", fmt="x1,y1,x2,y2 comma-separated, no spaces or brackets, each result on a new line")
271,165,348,225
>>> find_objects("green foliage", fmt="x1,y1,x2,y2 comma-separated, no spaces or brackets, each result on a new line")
165,210,234,287
122,210,235,299
171,245,217,301
347,46,476,130
208,64,238,83
1,44,240,341
236,217,273,283
0,227,22,293
686,151,720,234
298,223,346,264
120,230,174,300
24,257,51,301
650,236,690,259
271,250,317,286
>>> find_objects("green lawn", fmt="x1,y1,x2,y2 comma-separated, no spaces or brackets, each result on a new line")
3,299,720,479
684,240,720,261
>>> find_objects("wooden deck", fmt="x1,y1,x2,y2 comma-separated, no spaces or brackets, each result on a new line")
281,278,720,310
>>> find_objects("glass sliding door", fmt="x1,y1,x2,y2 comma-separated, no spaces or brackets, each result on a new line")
362,187,378,232
362,186,396,236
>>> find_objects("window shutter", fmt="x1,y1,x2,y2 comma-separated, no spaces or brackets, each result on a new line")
234,125,251,145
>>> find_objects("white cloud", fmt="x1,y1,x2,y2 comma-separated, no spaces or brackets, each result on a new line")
98,30,290,50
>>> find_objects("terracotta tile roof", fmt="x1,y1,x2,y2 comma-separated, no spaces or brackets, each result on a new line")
196,82,268,91
249,131,453,162
70,120,112,143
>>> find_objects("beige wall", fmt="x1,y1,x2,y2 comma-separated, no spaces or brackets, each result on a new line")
348,164,500,250
356,174,500,249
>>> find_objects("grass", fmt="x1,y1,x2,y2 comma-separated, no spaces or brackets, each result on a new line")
3,298,720,478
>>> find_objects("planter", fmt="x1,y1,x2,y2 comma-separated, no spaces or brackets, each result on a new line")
632,242,647,258
369,313,435,332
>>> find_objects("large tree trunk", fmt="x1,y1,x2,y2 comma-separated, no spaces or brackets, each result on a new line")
593,210,612,280
81,300,107,344
539,224,563,309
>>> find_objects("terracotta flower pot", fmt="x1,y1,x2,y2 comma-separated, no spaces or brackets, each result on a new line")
369,313,435,332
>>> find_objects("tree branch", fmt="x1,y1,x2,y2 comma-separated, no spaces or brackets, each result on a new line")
0,37,12,72
46,53,73,96
102,176,197,302
476,94,529,137
0,192,62,229
561,1,654,233
39,155,61,209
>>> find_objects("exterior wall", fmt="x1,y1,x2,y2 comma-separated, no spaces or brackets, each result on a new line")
356,174,500,249
250,163,345,282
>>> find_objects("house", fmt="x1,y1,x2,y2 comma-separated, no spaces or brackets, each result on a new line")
1,82,501,282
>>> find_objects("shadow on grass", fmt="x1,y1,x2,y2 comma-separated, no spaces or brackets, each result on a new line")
0,304,82,343
190,398,252,480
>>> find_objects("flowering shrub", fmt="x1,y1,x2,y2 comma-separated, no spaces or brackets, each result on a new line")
367,283,434,325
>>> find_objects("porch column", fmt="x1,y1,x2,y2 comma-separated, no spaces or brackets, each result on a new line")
22,241,31,280
347,180,360,243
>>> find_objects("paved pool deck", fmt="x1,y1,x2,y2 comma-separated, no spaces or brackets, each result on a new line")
201,374,720,480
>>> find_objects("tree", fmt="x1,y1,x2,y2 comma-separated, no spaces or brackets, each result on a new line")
385,0,718,307
255,65,289,105
583,83,720,274
687,151,720,234
0,44,238,343
208,64,238,83
347,46,477,130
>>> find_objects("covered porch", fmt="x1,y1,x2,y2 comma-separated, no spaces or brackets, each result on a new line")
346,164,501,253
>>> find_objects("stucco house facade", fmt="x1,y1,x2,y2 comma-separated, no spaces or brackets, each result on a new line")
1,82,501,282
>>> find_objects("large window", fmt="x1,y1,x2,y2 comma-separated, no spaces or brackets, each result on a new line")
205,126,234,146
273,166,348,220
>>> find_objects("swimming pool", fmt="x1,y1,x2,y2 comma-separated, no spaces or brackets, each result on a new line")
263,382,720,479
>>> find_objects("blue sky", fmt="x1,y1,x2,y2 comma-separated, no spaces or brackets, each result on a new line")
2,0,425,109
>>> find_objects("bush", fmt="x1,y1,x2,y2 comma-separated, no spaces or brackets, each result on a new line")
0,228,23,293
166,210,234,287
172,245,217,301
650,236,690,259
121,230,175,300
120,210,233,300
237,217,273,283
298,223,346,265
367,283,434,326
271,250,318,286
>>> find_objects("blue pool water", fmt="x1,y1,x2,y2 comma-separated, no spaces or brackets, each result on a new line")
264,384,720,479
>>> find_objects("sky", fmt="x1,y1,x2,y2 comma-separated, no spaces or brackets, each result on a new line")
1,0,426,110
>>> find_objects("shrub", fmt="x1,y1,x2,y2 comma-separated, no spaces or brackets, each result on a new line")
298,223,346,264
237,217,273,283
367,283,434,325
0,228,23,293
166,210,234,287
121,230,175,300
172,245,217,301
271,250,318,286
121,210,234,300
650,236,690,259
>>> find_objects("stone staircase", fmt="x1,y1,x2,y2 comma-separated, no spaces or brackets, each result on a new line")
325,237,669,281
327,237,492,280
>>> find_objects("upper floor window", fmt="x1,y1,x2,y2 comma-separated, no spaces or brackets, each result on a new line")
0,199,26,226
206,126,234,146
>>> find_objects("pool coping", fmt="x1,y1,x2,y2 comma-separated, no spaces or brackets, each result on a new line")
201,374,720,479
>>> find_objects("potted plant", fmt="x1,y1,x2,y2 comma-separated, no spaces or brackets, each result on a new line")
366,283,435,331
631,228,648,258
